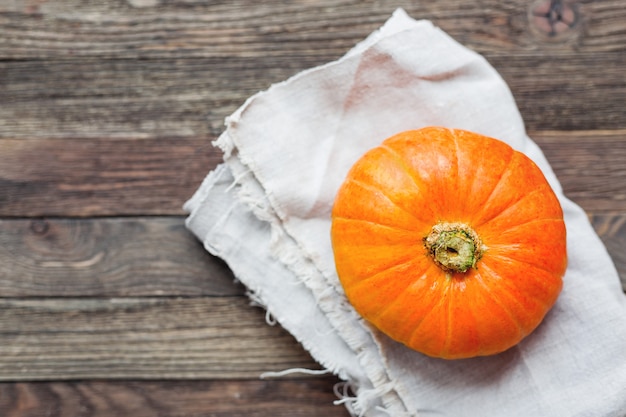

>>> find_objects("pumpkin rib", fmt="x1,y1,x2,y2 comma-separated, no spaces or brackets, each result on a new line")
483,257,563,314
449,129,462,202
407,294,448,354
379,143,446,216
476,184,559,230
345,256,423,288
442,279,483,358
373,263,446,343
380,143,433,193
348,259,434,324
452,130,517,220
333,180,423,232
335,243,426,288
443,286,456,357
479,260,554,323
466,144,515,222
472,271,525,333
332,216,421,234
450,131,482,220
471,272,525,351
380,144,417,178
485,250,565,285
484,217,565,237
370,274,428,323
473,153,535,227
346,141,444,225
345,177,432,227
484,213,566,249
331,218,424,251
476,262,550,327
488,248,564,275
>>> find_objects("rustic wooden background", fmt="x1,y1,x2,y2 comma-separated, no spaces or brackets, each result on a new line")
0,0,624,416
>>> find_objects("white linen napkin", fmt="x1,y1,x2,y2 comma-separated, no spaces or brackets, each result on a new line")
185,9,626,417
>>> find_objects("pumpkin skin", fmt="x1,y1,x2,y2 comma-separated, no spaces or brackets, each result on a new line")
330,127,567,359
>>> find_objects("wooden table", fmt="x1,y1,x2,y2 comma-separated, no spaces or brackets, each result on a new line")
1,1,624,416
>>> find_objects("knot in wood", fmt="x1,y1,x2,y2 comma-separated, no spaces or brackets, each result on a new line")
529,0,580,41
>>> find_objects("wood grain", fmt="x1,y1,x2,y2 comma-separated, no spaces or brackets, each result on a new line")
1,1,625,140
0,378,351,417
0,217,239,297
0,58,273,140
1,131,624,217
0,215,624,297
590,214,626,290
492,54,626,131
0,53,624,140
0,297,321,380
0,0,624,60
0,137,220,216
533,130,626,212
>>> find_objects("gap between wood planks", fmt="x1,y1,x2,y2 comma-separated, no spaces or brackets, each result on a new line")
0,378,353,417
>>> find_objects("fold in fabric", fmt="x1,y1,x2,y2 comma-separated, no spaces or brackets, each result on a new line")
185,9,626,417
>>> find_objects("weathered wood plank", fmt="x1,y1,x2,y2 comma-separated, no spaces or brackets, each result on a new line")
533,130,626,213
0,297,321,380
0,0,624,60
0,58,273,140
0,53,624,139
491,54,626,131
0,217,240,297
1,131,624,217
0,214,624,297
0,378,351,417
590,213,626,291
0,137,220,216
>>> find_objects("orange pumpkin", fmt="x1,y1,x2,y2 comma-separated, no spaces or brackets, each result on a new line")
331,127,567,359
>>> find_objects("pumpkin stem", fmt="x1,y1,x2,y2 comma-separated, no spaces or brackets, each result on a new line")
424,222,485,273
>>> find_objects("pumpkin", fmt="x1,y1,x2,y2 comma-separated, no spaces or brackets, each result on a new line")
330,127,567,359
